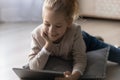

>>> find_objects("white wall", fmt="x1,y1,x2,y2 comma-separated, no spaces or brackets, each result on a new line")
0,0,44,22
1,0,120,22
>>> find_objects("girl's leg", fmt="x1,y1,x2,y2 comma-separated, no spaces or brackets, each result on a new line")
82,31,120,63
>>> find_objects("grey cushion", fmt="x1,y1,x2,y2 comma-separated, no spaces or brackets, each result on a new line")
81,47,110,79
44,47,110,79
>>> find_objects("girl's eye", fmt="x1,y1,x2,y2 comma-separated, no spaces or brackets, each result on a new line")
44,23,50,27
56,25,62,28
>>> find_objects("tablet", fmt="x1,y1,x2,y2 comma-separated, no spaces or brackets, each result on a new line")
13,68,64,79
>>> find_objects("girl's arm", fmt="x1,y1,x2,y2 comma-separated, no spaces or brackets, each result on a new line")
28,33,50,71
72,26,87,78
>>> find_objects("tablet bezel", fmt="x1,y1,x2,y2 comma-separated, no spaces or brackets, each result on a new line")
13,68,64,79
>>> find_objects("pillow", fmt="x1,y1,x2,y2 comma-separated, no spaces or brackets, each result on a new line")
81,47,110,79
44,47,110,80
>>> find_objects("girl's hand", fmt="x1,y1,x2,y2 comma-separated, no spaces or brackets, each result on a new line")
41,29,51,43
55,71,77,80
41,30,53,52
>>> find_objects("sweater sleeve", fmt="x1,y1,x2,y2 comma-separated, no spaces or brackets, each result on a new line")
28,30,50,71
72,26,87,75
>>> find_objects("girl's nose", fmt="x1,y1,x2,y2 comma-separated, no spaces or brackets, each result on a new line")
49,26,56,33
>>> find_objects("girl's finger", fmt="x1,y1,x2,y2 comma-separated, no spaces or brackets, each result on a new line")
64,71,71,77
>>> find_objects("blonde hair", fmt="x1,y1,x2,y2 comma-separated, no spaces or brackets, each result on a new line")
43,0,80,20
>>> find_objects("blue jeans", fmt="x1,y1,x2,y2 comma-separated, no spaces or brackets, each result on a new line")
82,31,120,63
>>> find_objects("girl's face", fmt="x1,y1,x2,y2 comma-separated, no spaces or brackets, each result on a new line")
42,8,71,42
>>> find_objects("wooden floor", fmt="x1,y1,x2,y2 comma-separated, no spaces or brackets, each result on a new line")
0,19,120,80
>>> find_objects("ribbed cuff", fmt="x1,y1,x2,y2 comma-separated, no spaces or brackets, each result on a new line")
41,47,51,55
73,69,83,75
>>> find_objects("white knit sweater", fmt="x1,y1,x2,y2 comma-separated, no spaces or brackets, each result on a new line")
28,23,87,75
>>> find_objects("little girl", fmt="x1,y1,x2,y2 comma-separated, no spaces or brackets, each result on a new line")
29,0,86,80
28,0,120,80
